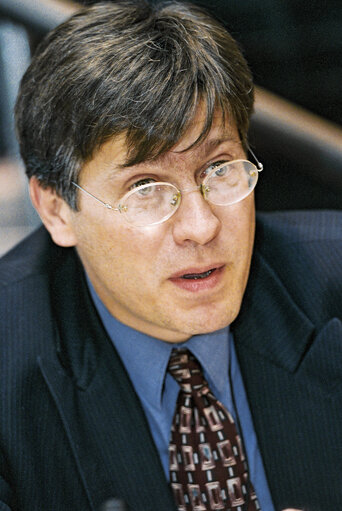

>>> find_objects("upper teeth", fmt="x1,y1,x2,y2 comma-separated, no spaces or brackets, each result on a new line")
182,269,214,279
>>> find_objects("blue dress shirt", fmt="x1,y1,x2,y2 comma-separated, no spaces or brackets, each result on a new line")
87,279,274,511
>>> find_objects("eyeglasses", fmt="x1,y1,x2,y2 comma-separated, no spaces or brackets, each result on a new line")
72,150,263,227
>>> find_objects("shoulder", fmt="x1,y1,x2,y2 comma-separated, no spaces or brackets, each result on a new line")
255,209,342,248
0,226,55,287
253,210,342,322
254,210,342,275
0,226,76,365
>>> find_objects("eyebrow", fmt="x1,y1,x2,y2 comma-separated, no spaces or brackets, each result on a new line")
104,132,241,182
166,132,242,164
192,134,241,158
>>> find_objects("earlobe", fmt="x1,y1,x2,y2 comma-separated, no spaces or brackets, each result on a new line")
29,177,78,247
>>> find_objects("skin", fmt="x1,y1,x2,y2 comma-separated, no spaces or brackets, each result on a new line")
30,108,256,343
30,108,301,510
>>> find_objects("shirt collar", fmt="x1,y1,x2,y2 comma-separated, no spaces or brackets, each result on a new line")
87,276,230,409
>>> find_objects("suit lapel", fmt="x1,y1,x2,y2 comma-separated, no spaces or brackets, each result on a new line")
233,250,315,372
232,247,342,509
234,249,342,392
38,248,176,511
294,317,342,397
233,249,342,393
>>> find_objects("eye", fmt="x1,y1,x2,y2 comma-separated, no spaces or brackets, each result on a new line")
200,160,228,179
130,177,156,190
129,177,158,198
214,165,228,177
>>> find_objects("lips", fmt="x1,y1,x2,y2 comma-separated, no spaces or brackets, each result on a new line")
170,265,224,280
169,265,225,292
181,269,215,279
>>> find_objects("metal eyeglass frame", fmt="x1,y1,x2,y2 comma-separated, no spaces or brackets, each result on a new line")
71,148,263,226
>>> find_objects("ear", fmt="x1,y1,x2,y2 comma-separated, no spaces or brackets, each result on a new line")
29,177,77,247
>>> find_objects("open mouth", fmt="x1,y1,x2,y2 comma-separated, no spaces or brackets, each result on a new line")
181,269,215,279
169,265,224,292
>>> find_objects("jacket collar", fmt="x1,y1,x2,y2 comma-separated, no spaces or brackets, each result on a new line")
38,247,176,510
232,249,315,373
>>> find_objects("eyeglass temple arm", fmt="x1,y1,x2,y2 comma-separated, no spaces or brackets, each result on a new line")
72,181,116,210
247,146,263,171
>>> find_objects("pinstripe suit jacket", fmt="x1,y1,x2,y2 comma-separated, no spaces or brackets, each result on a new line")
0,210,341,511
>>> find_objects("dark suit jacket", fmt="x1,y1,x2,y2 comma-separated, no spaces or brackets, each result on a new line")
0,211,341,511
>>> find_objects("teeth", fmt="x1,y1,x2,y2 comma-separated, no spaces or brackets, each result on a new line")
182,269,214,280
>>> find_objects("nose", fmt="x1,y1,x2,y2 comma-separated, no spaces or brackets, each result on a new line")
172,188,221,245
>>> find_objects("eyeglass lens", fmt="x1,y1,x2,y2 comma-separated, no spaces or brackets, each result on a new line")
204,160,258,206
120,183,180,226
119,160,259,226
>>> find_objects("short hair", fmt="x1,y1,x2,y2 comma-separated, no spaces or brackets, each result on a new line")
15,0,254,209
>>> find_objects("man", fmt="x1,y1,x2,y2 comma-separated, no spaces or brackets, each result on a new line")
0,1,341,510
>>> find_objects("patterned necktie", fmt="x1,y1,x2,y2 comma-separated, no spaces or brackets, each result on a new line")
168,348,260,511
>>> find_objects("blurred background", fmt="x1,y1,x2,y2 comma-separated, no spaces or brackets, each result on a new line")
0,0,341,256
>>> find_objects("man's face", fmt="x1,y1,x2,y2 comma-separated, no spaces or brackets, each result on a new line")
67,110,255,342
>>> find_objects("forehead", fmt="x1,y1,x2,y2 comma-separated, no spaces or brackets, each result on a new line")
79,107,241,183
171,105,239,153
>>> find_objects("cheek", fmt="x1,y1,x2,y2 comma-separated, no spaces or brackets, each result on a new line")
220,196,255,243
236,200,255,280
108,223,167,258
218,198,255,289
235,201,255,263
75,214,168,279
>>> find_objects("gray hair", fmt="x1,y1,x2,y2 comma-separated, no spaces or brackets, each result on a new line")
15,0,254,209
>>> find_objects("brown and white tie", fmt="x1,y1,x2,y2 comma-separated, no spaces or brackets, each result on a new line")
168,348,260,511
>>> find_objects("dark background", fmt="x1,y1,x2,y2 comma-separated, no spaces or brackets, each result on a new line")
55,0,342,212
78,0,342,127
0,0,341,246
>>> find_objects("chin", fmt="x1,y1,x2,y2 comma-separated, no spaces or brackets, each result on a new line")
181,310,237,337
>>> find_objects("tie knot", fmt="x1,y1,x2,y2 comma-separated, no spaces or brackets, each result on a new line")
168,348,209,395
